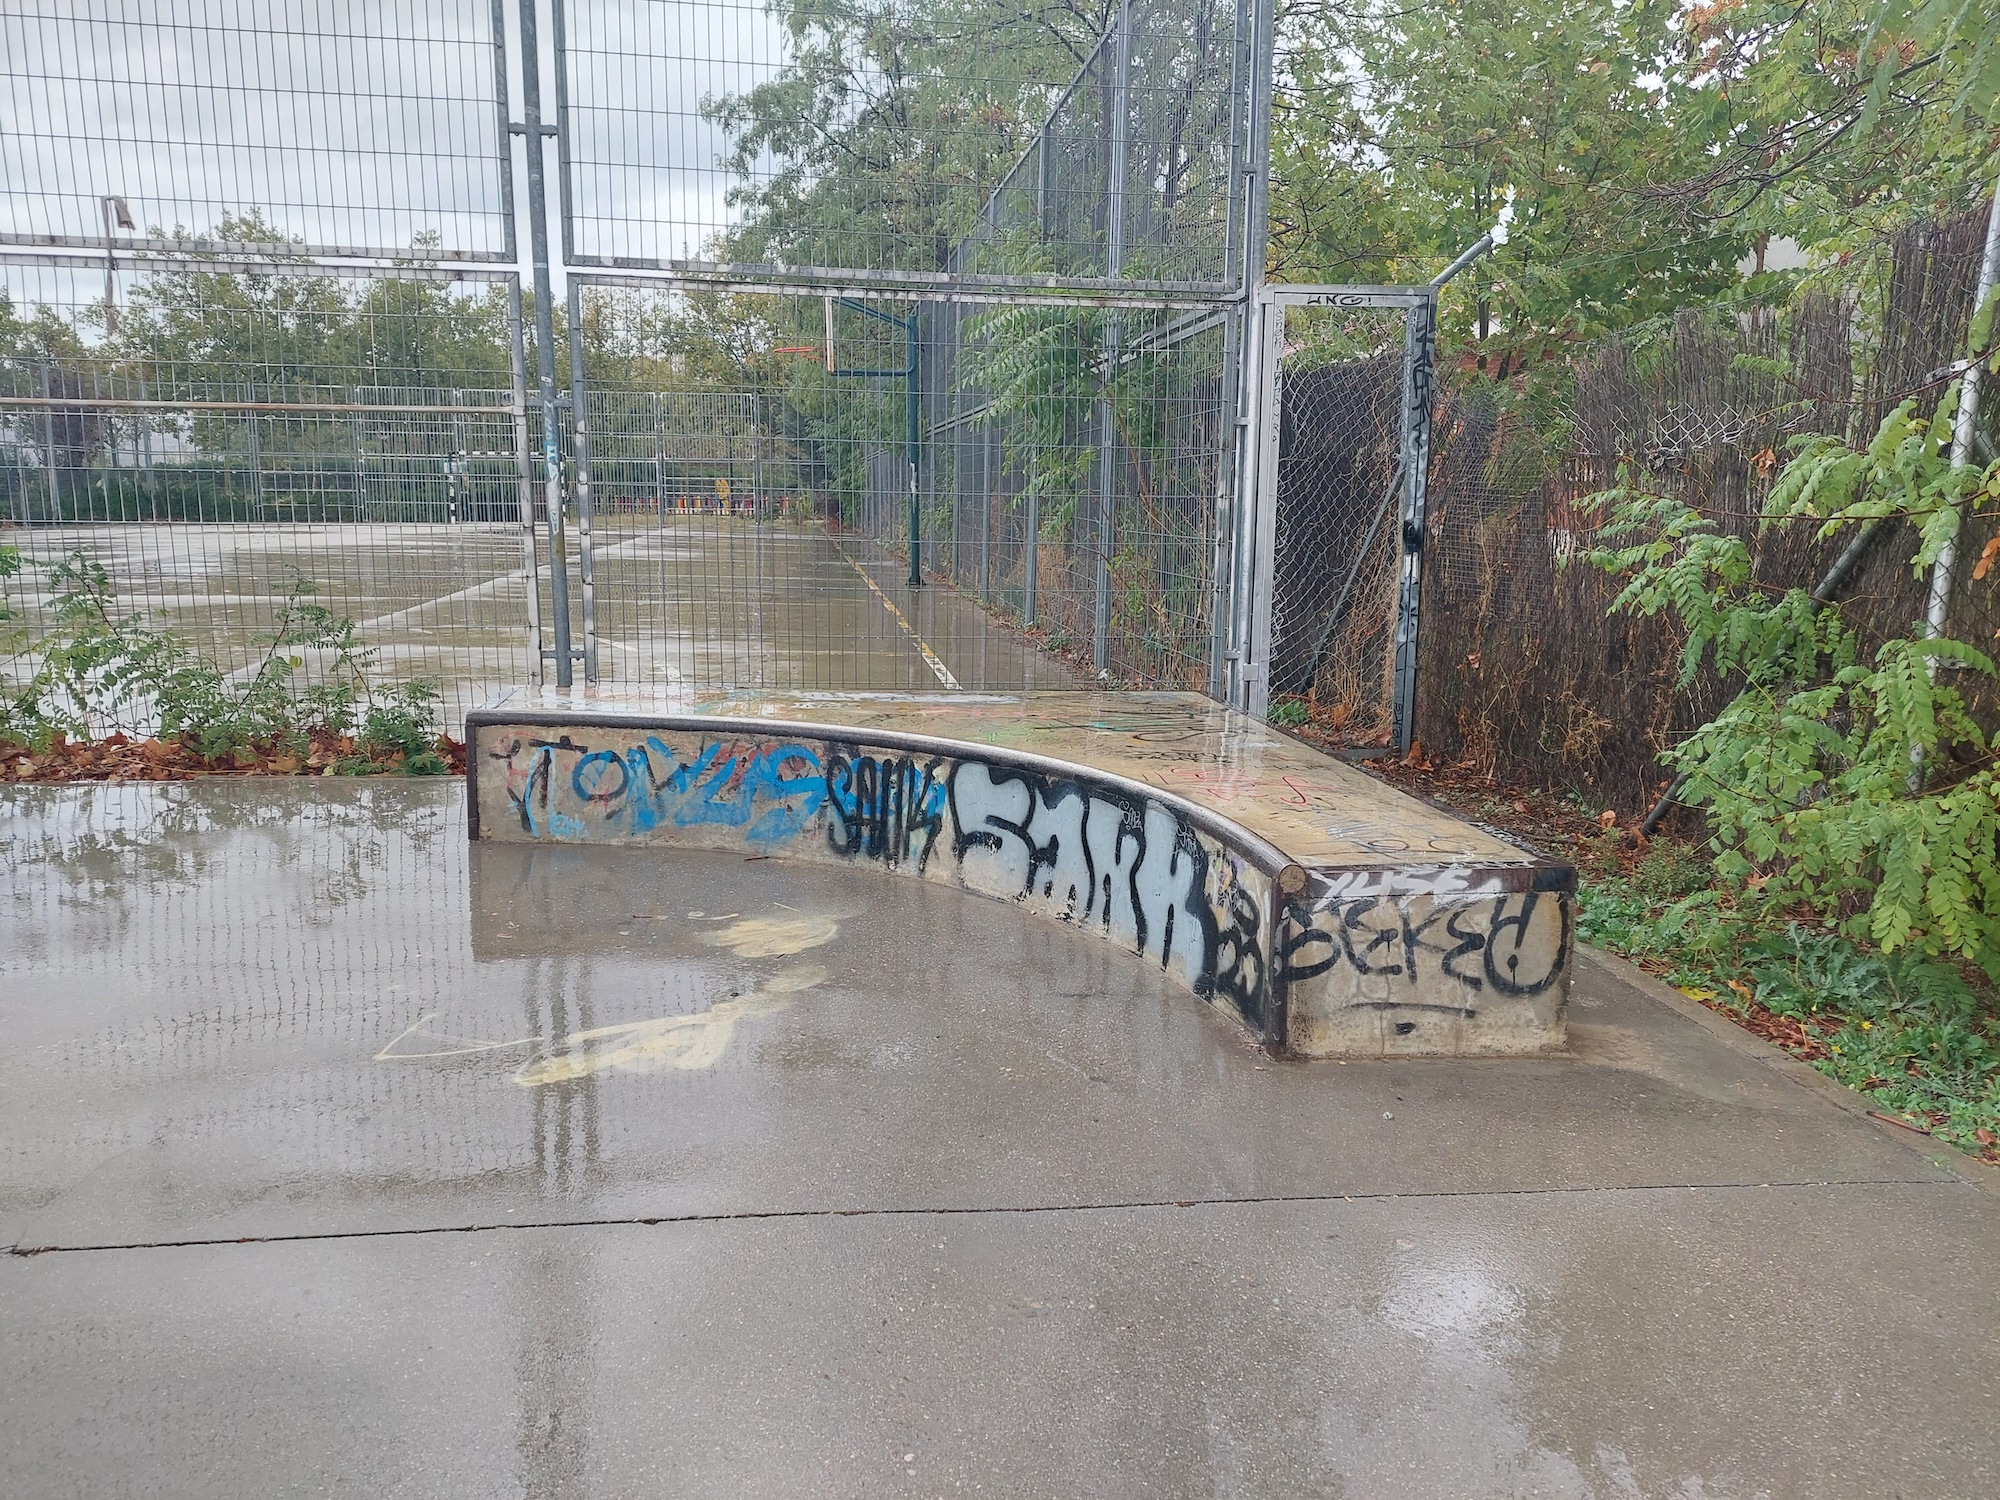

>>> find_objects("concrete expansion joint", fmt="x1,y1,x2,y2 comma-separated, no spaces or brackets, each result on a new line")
7,1179,1966,1260
464,690,1578,1061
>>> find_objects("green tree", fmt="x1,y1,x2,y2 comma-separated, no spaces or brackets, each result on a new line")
705,0,1118,272
1270,0,1998,372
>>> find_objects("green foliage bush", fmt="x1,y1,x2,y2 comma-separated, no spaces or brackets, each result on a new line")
0,550,446,773
1585,376,2000,978
1578,875,2000,1154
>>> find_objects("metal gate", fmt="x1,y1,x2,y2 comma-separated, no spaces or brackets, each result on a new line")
1231,285,1441,747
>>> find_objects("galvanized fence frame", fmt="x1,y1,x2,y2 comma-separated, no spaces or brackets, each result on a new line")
548,0,1281,700
1236,284,1439,742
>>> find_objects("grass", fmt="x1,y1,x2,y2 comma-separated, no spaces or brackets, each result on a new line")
1576,846,2000,1162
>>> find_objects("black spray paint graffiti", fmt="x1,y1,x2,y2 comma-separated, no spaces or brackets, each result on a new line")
1279,889,1572,1004
945,760,1270,1028
824,752,949,872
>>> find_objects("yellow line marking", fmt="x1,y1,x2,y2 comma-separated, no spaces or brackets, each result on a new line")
835,541,962,689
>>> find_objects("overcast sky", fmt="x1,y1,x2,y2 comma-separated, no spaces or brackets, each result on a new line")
0,0,790,290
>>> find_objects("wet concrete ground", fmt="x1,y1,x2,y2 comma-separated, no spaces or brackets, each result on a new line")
7,521,1074,734
3,781,1996,1498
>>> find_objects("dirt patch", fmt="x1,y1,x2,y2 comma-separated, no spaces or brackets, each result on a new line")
0,731,467,783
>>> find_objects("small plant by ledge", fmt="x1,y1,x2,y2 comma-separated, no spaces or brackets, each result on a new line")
0,550,450,775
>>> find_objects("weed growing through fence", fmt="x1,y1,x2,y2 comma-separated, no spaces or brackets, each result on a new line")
1585,382,2000,977
0,550,449,774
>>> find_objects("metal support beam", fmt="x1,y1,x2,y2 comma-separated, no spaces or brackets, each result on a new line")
516,0,573,689
1388,293,1439,752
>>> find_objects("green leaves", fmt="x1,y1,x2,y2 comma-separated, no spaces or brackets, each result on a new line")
0,552,442,768
1272,1,1996,373
1587,384,2000,976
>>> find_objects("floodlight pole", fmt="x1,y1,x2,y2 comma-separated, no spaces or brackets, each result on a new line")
100,195,133,335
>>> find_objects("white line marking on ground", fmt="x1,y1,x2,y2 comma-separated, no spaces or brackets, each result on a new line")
832,541,962,689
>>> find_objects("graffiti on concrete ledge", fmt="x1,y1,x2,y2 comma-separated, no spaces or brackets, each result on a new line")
480,726,1275,1032
945,760,1263,1022
1279,888,1572,1004
825,751,949,872
491,733,825,847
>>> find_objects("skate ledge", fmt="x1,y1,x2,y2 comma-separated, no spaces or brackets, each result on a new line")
464,689,1573,1059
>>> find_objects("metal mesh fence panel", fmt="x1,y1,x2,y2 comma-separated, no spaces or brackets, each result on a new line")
0,258,540,733
556,0,1246,297
550,0,1263,698
5,0,1277,722
1257,303,1406,742
917,300,1228,687
566,280,1088,693
0,1,542,736
0,0,516,261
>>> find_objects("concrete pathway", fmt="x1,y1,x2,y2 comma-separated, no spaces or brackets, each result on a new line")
2,781,1994,1498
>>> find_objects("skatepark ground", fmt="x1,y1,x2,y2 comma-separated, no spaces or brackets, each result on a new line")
3,778,1996,1498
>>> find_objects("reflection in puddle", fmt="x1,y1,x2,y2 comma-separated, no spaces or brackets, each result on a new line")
1381,1258,1525,1342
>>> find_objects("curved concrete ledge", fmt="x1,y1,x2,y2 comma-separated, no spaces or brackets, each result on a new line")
465,694,1574,1058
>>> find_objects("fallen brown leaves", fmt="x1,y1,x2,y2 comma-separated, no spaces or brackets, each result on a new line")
1,730,467,783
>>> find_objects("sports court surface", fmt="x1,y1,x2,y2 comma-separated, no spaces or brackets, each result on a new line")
3,779,1996,1497
2,519,1079,730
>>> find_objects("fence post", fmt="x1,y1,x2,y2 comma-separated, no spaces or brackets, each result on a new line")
1388,291,1438,753
516,0,573,689
39,363,58,521
506,279,546,686
348,400,366,522
1225,0,1276,713
245,387,264,521
1236,293,1283,718
1092,0,1132,676
1208,0,1254,702
566,278,599,685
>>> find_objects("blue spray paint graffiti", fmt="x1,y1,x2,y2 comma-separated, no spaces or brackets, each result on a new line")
494,735,825,847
